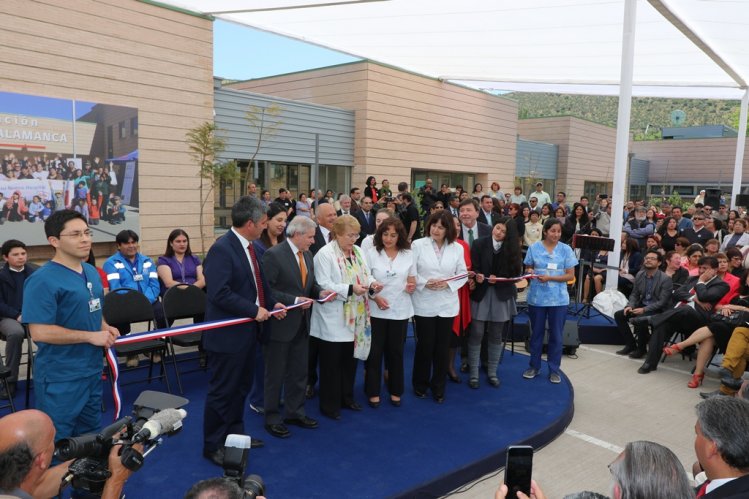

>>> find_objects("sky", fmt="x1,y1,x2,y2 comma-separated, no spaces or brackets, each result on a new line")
213,19,359,81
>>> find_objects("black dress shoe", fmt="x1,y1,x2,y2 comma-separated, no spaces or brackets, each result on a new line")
265,423,290,438
389,398,401,407
250,437,265,448
367,399,380,408
284,416,319,429
448,373,461,384
628,350,646,359
637,363,656,374
413,389,428,399
433,394,445,404
615,346,635,356
700,390,726,399
321,410,341,420
468,378,479,389
203,448,225,467
305,385,315,399
343,400,362,411
488,377,501,388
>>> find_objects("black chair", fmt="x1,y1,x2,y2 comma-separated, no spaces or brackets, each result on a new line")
0,355,15,413
103,288,173,393
162,284,206,394
22,324,34,409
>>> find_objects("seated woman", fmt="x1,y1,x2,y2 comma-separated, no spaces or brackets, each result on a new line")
157,229,205,297
663,250,689,290
683,244,705,276
726,246,745,277
582,228,609,303
618,238,643,297
664,268,749,388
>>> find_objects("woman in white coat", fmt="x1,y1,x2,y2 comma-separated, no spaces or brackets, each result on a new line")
411,211,468,403
310,215,381,420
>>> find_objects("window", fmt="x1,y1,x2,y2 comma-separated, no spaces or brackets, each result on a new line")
130,117,138,136
119,121,127,139
583,181,612,201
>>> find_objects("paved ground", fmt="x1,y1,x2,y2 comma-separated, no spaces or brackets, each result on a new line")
446,343,727,498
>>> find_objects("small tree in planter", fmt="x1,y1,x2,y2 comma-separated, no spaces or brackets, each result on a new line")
186,122,239,253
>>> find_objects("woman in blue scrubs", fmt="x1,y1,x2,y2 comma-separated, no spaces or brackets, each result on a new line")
522,218,577,384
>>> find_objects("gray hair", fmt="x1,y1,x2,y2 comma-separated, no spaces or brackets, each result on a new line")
562,493,608,499
696,397,749,471
339,194,351,203
609,441,693,499
231,195,266,228
286,216,317,237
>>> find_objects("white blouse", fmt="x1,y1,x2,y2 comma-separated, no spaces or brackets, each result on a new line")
411,238,467,317
365,247,416,320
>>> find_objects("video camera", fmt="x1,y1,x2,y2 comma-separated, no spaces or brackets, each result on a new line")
55,390,189,495
222,434,266,499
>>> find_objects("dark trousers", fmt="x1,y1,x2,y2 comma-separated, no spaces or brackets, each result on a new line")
318,339,357,417
644,307,704,366
203,345,255,453
366,317,407,398
263,326,309,425
527,305,567,374
614,309,650,351
308,336,320,387
412,315,453,397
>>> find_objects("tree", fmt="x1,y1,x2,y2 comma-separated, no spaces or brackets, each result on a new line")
244,103,283,188
186,122,239,253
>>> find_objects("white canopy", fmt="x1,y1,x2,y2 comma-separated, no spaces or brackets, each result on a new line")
162,0,749,99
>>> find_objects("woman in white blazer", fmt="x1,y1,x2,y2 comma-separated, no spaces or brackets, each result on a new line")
365,217,416,408
310,215,381,420
411,211,468,403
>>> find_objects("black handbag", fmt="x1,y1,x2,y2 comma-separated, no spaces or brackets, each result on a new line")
710,310,749,327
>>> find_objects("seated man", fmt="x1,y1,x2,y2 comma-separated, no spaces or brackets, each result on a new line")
632,255,728,374
614,250,672,358
692,397,749,498
0,239,37,400
0,409,135,499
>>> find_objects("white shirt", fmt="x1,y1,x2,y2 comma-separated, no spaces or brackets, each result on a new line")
320,226,331,243
365,247,416,320
360,234,375,254
461,223,478,243
411,238,467,317
231,227,259,307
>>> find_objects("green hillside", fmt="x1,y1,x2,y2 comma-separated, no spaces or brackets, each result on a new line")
505,92,744,140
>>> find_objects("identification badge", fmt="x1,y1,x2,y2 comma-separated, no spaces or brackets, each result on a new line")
133,274,144,282
547,263,558,270
89,298,101,313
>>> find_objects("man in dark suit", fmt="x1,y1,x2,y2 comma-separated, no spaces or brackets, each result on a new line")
695,396,749,498
310,202,336,256
261,217,333,438
354,196,376,244
202,196,287,466
477,195,496,227
632,255,728,374
458,198,491,247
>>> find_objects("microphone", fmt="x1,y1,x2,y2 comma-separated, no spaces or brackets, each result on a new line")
132,408,187,443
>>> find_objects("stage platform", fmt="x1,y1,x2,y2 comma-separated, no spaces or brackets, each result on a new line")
2,327,577,498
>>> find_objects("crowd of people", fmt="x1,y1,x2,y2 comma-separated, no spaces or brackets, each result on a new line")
1,175,749,498
0,153,126,225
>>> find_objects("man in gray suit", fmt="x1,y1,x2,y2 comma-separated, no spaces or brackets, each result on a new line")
261,216,333,438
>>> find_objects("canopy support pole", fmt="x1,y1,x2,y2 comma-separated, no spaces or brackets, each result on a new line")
731,89,749,209
606,0,637,290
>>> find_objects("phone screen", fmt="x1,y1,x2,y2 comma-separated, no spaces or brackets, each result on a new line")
505,446,533,496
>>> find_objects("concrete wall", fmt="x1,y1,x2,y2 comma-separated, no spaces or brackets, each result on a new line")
229,61,518,191
518,117,617,199
0,0,214,257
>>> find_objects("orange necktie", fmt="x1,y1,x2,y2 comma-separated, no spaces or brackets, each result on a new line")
298,250,307,287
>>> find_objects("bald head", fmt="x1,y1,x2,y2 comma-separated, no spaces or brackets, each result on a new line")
315,202,337,230
0,409,55,455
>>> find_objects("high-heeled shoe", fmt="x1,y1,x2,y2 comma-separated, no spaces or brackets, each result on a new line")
663,343,683,356
687,373,704,388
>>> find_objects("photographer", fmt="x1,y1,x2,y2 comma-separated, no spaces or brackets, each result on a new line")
0,410,135,499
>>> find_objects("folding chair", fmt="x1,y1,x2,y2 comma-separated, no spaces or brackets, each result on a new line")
0,353,15,413
103,288,174,393
162,284,206,394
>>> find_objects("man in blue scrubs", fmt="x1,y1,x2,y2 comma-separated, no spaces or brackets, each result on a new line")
22,210,118,441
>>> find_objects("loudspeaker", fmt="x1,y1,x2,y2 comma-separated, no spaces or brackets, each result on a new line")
704,188,722,209
736,194,749,207
523,320,581,355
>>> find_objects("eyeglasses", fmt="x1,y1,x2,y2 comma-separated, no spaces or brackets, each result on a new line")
59,230,94,239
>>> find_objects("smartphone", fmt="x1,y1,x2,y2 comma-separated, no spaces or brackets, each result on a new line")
504,445,533,496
